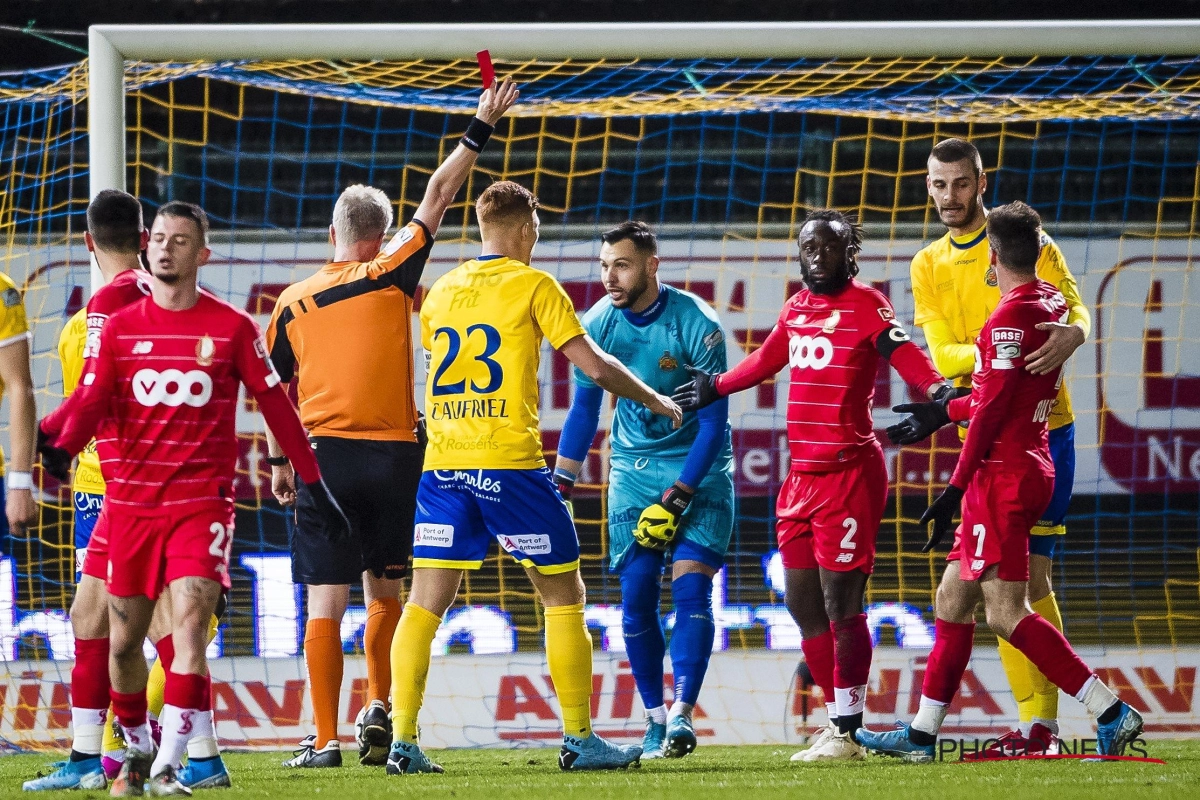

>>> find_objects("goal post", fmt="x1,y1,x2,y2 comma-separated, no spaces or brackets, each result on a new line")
0,18,1194,750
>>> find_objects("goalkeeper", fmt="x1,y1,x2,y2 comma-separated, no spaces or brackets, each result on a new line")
556,221,734,760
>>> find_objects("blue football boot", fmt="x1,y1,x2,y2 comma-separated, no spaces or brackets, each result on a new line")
855,722,935,763
1096,703,1144,757
177,756,231,789
385,740,444,775
664,714,697,759
22,757,107,791
641,718,667,760
558,732,642,771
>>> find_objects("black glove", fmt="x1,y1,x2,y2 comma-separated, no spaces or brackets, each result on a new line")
303,477,351,543
671,365,722,412
415,413,428,450
886,385,968,446
36,425,71,483
917,484,964,552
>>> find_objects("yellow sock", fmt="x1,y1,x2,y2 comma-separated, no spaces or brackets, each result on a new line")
997,637,1036,726
390,603,442,743
544,603,593,740
146,658,167,718
101,704,124,756
1029,593,1064,722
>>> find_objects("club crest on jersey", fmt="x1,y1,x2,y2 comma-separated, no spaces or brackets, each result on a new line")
195,335,216,366
985,267,998,287
821,309,840,333
877,307,895,322
658,351,678,371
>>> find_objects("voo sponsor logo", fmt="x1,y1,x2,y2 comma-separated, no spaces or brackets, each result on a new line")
132,368,213,408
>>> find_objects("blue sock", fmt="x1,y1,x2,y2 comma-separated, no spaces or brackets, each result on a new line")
620,546,667,713
669,572,716,706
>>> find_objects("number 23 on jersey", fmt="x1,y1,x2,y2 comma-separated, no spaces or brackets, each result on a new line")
429,323,505,396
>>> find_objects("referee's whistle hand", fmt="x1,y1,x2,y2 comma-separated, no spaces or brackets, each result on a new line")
271,465,297,506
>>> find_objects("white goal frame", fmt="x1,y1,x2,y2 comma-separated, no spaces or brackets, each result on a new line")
86,19,1200,284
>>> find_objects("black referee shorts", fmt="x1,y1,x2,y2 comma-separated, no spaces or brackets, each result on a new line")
290,437,422,585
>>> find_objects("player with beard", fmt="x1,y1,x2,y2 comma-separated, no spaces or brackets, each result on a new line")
673,209,955,761
38,202,349,796
912,139,1090,753
857,202,1143,762
556,221,734,759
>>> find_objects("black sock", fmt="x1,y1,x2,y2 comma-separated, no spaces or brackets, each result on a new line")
837,713,863,736
1097,701,1122,725
68,750,98,763
908,727,937,747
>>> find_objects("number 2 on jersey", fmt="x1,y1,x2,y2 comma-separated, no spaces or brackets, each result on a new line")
431,324,504,396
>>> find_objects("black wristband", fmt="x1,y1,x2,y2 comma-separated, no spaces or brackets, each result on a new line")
266,455,290,467
461,117,494,153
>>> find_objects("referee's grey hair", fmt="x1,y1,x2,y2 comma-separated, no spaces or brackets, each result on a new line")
333,184,393,244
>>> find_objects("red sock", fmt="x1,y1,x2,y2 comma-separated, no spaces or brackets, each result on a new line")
201,673,213,712
163,670,208,711
72,637,110,711
800,629,836,708
1008,613,1091,696
832,614,873,696
155,634,175,672
111,689,149,728
922,619,975,704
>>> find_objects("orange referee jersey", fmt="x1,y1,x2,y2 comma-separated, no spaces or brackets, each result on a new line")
267,219,434,442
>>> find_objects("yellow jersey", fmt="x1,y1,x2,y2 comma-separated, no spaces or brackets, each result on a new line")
58,308,105,495
420,255,586,470
0,273,31,477
910,225,1090,431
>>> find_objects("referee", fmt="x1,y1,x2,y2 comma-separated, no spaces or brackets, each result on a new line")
265,77,519,769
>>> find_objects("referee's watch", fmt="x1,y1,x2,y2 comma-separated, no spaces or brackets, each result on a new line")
265,455,290,467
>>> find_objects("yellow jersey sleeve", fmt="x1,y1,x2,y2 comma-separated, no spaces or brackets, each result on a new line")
0,276,30,348
530,274,586,349
58,308,105,495
1036,236,1092,340
910,247,975,380
909,249,940,328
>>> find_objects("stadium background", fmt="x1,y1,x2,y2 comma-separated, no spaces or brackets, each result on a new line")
0,4,1197,747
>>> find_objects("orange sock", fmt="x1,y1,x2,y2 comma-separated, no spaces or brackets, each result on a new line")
365,598,402,705
304,618,343,748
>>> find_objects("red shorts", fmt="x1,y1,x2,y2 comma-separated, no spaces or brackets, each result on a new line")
106,500,236,600
776,448,888,574
80,508,110,582
948,465,1053,582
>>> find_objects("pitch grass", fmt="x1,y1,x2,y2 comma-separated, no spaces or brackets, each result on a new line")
1,741,1198,799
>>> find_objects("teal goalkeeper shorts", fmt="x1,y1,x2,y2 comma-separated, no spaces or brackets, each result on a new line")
607,454,735,572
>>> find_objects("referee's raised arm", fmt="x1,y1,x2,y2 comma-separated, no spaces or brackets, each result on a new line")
260,77,519,769
409,76,519,237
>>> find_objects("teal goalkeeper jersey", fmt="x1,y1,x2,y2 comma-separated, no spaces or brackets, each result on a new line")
574,285,734,466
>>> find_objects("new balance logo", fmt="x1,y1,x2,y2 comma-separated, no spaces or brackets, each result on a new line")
835,553,853,563
132,341,154,354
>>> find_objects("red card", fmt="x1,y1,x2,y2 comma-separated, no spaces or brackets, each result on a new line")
477,50,495,89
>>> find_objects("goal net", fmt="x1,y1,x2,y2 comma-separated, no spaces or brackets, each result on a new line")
1,27,1198,749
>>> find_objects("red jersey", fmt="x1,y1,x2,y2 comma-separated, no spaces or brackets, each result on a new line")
51,292,281,510
83,268,153,481
717,279,943,472
947,279,1068,489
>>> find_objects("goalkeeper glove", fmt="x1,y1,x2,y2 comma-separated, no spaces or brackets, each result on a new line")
36,424,71,483
302,477,351,543
671,365,722,412
634,483,694,550
917,484,964,553
553,466,576,519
